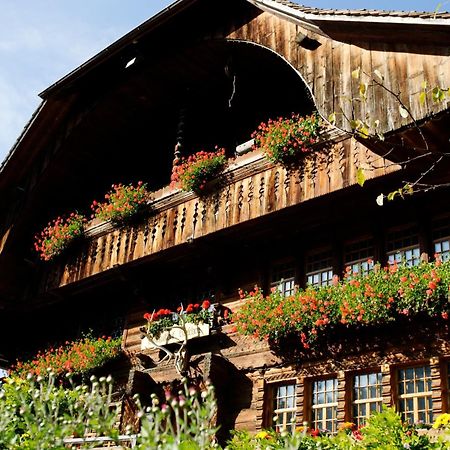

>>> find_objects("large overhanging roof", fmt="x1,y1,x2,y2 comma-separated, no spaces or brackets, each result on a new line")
37,0,450,100
1,0,450,178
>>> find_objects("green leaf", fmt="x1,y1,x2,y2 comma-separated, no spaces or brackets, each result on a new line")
387,190,398,201
358,125,369,139
374,69,384,81
403,184,414,195
328,112,336,125
376,194,384,206
359,83,367,100
432,86,446,103
179,440,200,450
399,106,409,118
356,168,366,187
421,80,428,90
350,119,359,130
352,67,360,79
419,91,426,106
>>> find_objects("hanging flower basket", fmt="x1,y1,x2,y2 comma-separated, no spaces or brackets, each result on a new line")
34,212,86,261
170,148,227,194
140,301,215,350
251,113,321,165
141,322,210,349
91,181,151,224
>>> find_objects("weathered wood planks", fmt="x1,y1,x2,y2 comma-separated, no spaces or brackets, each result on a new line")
40,139,398,292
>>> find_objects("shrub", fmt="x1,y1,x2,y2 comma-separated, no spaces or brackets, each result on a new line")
91,181,150,223
34,213,86,261
251,113,321,165
0,374,119,450
171,148,227,194
135,378,219,449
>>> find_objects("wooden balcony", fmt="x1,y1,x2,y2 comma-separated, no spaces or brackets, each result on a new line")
38,135,398,293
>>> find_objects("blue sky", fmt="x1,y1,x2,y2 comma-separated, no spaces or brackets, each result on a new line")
0,0,447,161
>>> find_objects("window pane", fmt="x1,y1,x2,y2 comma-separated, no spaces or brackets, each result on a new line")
345,239,374,276
387,228,420,267
272,382,297,432
398,366,433,424
312,378,338,433
306,251,333,287
271,264,296,297
353,372,382,426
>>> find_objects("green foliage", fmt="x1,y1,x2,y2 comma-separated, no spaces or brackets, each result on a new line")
226,429,307,449
234,260,450,348
11,335,122,379
225,408,447,449
171,149,227,194
135,379,219,449
360,407,442,449
251,113,321,165
0,376,448,449
0,374,119,450
91,181,150,223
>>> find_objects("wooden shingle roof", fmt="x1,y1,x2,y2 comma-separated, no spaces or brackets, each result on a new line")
270,0,450,19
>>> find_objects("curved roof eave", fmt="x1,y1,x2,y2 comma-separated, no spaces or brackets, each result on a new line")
2,0,450,175
39,0,450,100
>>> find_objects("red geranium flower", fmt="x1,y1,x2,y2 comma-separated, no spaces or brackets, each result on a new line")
202,300,211,310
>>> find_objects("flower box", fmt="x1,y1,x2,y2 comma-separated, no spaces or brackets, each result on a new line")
141,322,210,350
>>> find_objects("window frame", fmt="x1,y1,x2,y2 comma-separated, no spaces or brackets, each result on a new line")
432,217,450,262
350,369,383,426
386,226,421,267
394,362,434,424
307,375,339,433
270,261,296,297
305,249,334,288
344,237,375,277
264,379,298,433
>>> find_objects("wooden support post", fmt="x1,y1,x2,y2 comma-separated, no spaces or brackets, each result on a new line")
296,378,305,429
381,363,392,407
300,376,311,426
172,106,186,170
255,376,265,431
336,371,346,424
430,357,443,417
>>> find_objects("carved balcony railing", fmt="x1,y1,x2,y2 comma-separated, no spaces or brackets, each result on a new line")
39,135,398,293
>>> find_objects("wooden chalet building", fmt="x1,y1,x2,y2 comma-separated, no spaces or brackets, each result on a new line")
1,0,450,440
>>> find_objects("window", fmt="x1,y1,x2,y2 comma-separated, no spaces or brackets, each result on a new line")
271,263,295,297
435,239,450,262
271,383,297,433
398,365,433,424
433,219,450,262
352,372,382,426
387,228,420,267
306,251,333,287
344,239,374,276
311,378,338,433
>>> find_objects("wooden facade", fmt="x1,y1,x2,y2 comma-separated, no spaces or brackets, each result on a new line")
1,0,450,439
